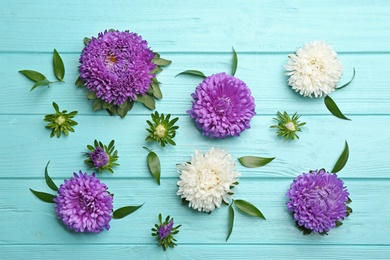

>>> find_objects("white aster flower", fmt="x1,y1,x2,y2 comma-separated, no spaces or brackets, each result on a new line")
285,41,343,98
177,147,240,212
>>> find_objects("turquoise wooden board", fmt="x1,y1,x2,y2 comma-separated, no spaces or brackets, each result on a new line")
1,0,390,259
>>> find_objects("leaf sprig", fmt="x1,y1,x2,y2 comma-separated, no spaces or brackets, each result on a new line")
44,102,78,138
226,199,266,241
19,49,65,91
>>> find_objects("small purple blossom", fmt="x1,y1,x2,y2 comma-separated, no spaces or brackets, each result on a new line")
187,72,256,138
158,220,174,240
90,147,109,168
54,171,113,233
286,169,349,233
79,30,156,105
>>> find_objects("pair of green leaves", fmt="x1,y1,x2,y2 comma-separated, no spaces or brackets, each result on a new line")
145,147,161,185
175,47,238,79
19,49,65,91
324,68,356,120
226,199,266,241
30,161,143,219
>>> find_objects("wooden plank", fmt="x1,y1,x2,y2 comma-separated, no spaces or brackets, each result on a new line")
1,245,389,259
1,0,390,52
0,115,389,179
0,178,389,245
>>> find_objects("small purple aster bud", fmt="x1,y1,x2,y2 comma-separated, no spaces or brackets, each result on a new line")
286,169,350,233
187,72,256,138
54,171,113,233
90,147,109,168
158,220,174,240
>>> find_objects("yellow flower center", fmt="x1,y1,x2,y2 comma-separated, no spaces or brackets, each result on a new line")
155,124,166,138
285,122,296,131
55,116,66,125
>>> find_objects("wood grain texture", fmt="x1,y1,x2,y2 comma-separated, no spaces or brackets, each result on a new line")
1,0,389,259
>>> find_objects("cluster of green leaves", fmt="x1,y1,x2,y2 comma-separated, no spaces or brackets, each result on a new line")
176,47,238,79
226,199,266,241
324,68,356,120
30,161,143,221
44,102,78,138
270,111,306,140
75,33,171,118
19,49,65,91
151,214,181,251
144,147,161,185
85,140,119,173
146,111,179,147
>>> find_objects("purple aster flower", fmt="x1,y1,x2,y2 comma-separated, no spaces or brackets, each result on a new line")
79,30,156,105
90,147,109,168
54,171,113,233
187,72,256,138
286,169,350,233
158,220,174,240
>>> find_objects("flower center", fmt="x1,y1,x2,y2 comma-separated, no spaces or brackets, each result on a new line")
198,168,220,190
213,97,232,115
79,194,97,213
155,124,166,138
106,54,117,64
285,122,296,131
55,116,66,125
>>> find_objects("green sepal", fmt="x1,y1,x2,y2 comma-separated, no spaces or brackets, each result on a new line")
146,150,161,185
324,95,351,121
84,37,91,46
233,199,266,220
53,49,65,81
231,47,238,76
137,94,155,110
226,204,235,241
151,83,163,99
336,221,343,227
336,68,355,90
29,188,56,203
44,161,58,192
112,204,143,219
19,70,47,82
152,57,172,66
175,70,206,79
346,206,353,217
331,141,349,173
75,76,85,87
92,99,103,111
238,156,275,168
31,79,51,91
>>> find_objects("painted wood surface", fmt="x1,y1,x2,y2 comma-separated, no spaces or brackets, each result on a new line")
1,0,390,259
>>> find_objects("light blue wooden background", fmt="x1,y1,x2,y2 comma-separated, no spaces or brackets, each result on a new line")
1,0,390,259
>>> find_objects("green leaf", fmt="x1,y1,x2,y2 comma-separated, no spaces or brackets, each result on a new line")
112,204,143,219
331,141,349,173
238,156,275,168
31,79,51,91
232,47,238,76
44,161,58,192
152,57,172,66
147,151,161,185
226,204,235,241
53,49,65,81
19,70,47,82
29,189,56,203
234,199,266,220
75,76,85,87
324,95,351,121
151,83,163,99
52,102,60,112
137,94,155,110
92,99,103,110
175,70,206,79
336,68,355,90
